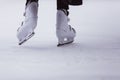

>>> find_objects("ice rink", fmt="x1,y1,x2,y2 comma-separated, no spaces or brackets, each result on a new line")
0,0,120,80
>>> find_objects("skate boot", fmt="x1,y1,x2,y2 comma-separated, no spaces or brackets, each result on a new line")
56,9,76,46
17,1,38,45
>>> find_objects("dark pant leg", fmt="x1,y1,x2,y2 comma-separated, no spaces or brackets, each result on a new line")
57,0,82,10
26,0,39,6
57,0,69,10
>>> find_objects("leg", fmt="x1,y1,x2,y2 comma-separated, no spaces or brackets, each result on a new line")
17,0,39,45
57,0,69,10
56,0,76,46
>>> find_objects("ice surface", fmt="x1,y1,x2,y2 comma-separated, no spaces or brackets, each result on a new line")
0,0,120,80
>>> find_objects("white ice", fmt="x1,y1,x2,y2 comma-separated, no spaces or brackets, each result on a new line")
0,0,120,80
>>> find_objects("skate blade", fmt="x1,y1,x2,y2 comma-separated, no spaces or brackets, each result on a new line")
57,41,73,47
19,32,35,45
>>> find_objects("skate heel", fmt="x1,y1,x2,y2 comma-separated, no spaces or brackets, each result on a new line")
57,37,74,47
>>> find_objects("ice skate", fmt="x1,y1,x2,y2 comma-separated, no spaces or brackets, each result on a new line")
56,9,76,47
17,1,38,45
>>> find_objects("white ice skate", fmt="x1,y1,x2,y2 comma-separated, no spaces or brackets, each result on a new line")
56,9,76,47
17,2,38,45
